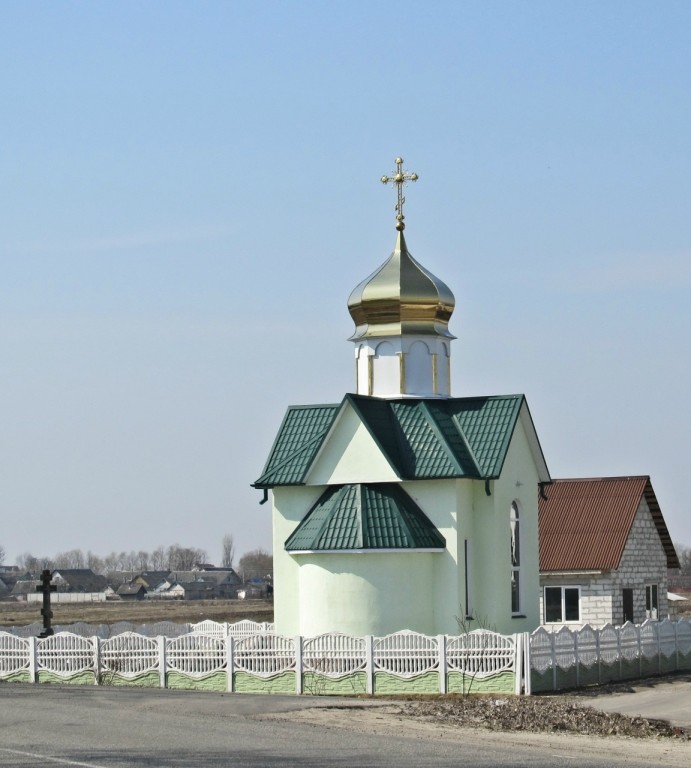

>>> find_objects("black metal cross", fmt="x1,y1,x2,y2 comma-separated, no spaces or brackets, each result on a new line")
36,569,56,637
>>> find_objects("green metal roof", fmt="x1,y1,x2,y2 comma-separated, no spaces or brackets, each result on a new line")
254,394,527,488
285,483,446,551
254,404,339,487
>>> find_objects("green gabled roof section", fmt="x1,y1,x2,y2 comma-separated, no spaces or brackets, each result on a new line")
255,393,532,488
285,483,446,551
448,395,524,477
254,404,339,487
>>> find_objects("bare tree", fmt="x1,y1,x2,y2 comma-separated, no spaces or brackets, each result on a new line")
238,548,273,581
167,544,207,571
150,546,167,570
0,545,5,565
54,549,85,569
221,534,235,568
86,551,104,573
675,542,691,576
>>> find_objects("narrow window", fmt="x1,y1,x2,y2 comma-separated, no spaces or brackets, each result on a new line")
510,502,521,614
464,539,474,619
645,584,659,620
622,588,634,624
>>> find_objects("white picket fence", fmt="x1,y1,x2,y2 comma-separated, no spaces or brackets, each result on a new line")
0,619,274,640
3,618,689,695
528,618,691,692
0,628,522,694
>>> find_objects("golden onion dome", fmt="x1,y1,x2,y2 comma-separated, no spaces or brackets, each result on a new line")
348,230,456,341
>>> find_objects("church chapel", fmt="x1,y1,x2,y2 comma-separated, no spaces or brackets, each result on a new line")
254,159,551,637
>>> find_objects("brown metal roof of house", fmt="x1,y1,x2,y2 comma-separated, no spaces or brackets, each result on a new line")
539,476,679,572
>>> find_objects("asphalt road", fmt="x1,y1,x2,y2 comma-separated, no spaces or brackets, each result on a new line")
0,684,688,768
573,672,691,728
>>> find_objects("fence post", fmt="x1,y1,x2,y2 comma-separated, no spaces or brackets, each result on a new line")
513,633,522,695
28,636,37,683
158,636,166,688
522,632,532,696
550,632,557,692
365,635,374,695
295,636,303,695
595,628,601,685
437,635,447,694
656,621,661,675
574,631,579,688
636,624,642,678
674,621,679,671
93,636,101,685
617,626,622,681
226,636,234,693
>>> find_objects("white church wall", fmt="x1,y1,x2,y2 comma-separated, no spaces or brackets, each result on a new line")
271,486,324,636
305,402,400,486
295,552,437,637
404,479,467,634
474,413,542,634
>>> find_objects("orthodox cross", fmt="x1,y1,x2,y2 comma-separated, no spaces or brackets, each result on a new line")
36,568,56,637
380,156,418,231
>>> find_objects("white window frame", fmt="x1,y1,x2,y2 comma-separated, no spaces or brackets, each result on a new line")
645,583,659,620
543,585,581,624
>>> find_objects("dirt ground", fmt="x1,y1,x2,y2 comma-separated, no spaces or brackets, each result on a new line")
402,692,689,740
0,598,273,626
269,705,691,766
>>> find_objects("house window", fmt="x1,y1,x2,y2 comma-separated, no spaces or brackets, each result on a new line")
544,586,580,623
510,502,521,614
645,584,659,620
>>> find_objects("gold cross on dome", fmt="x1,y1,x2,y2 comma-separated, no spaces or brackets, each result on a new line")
380,156,418,231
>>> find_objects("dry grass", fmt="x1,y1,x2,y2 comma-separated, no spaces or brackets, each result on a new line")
0,598,273,627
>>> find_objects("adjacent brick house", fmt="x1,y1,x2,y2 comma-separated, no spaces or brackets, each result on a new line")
539,476,679,628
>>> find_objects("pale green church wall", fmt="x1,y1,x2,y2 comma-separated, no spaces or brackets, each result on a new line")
306,403,401,486
272,486,323,636
473,412,541,635
404,479,467,635
297,552,437,637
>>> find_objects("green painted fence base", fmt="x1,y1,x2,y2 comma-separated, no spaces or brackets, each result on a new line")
0,671,31,684
167,671,227,691
447,670,515,694
233,670,295,694
374,670,438,694
37,671,95,685
104,671,160,688
302,671,367,695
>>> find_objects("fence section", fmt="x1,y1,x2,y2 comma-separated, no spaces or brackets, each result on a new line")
528,618,691,692
0,628,520,695
0,619,274,639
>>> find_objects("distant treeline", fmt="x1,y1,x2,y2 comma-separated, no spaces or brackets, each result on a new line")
5,536,273,580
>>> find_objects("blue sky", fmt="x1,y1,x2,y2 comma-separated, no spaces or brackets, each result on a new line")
1,1,689,565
